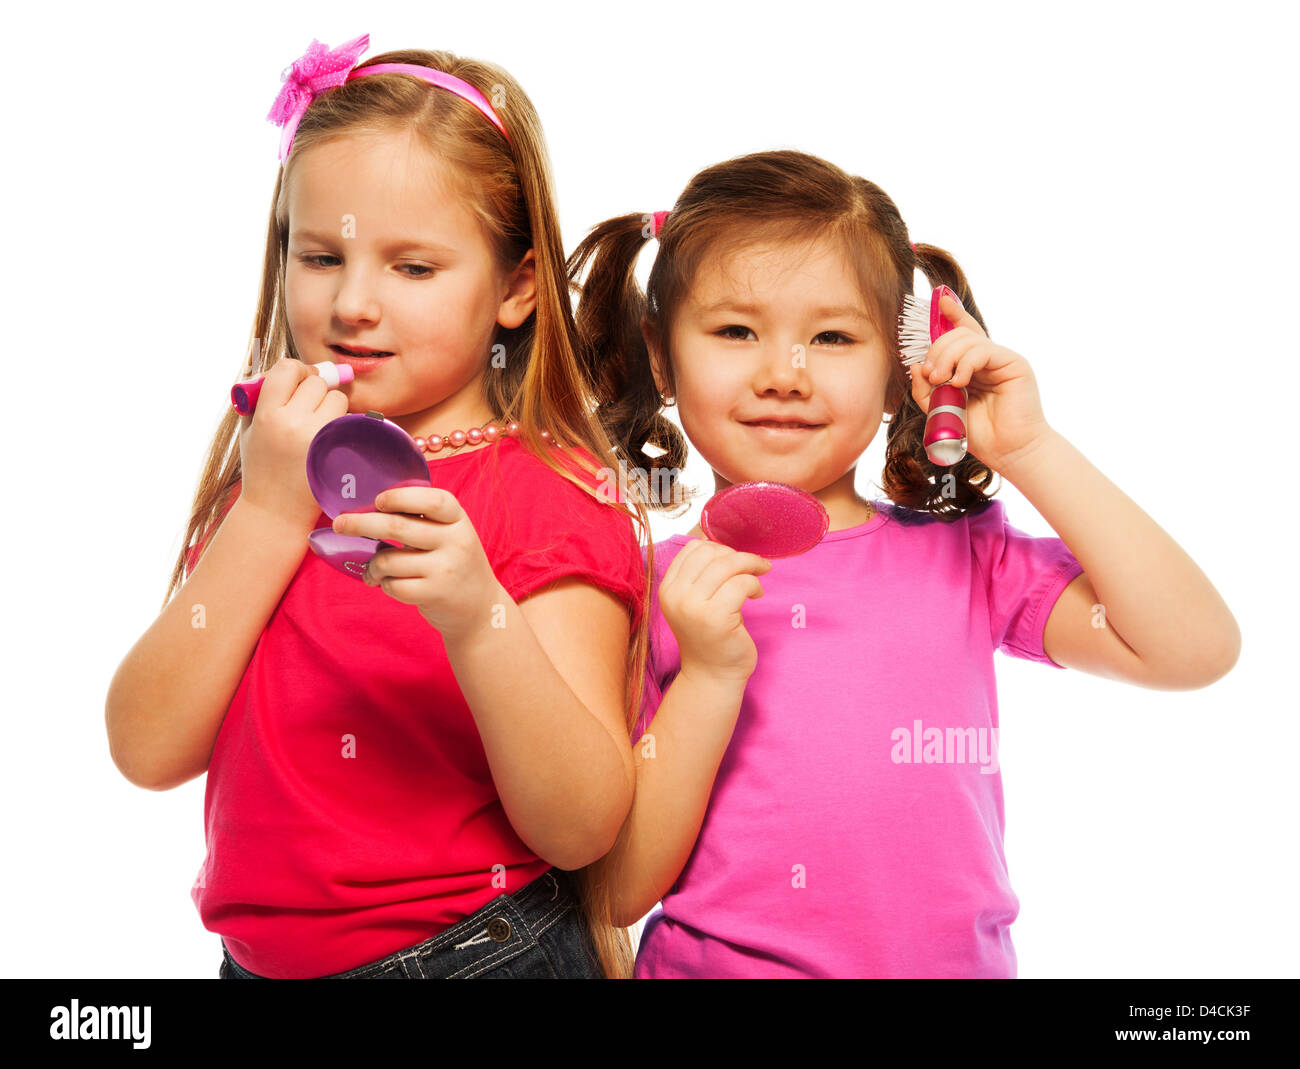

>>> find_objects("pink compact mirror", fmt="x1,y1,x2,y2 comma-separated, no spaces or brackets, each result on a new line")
700,481,829,558
305,412,432,580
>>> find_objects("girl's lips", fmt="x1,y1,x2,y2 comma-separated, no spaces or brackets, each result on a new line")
742,420,823,432
331,347,394,373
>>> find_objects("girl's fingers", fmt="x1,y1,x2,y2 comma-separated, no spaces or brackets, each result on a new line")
314,377,352,414
670,539,768,594
711,573,766,616
939,293,986,338
693,552,771,603
332,487,460,549
373,486,461,524
923,327,970,378
666,537,725,587
361,546,431,585
333,509,437,550
660,536,705,589
922,330,989,387
259,359,325,411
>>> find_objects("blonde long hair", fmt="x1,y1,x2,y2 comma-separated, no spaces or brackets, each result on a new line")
164,48,653,978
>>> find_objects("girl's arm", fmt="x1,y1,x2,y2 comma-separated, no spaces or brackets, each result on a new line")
1005,429,1240,689
588,537,771,927
106,360,349,789
914,293,1239,690
441,577,636,872
604,669,750,928
105,499,316,790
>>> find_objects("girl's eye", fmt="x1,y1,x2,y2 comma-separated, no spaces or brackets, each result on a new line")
298,255,433,278
717,325,755,341
813,331,852,346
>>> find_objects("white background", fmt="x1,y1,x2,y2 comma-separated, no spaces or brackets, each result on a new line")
3,0,1295,979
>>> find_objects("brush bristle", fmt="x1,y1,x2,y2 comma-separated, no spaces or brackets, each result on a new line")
897,292,932,366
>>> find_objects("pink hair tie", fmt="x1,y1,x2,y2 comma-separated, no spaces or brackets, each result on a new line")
652,210,670,238
267,33,509,164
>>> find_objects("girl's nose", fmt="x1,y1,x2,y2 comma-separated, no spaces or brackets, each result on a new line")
333,271,381,324
756,339,811,395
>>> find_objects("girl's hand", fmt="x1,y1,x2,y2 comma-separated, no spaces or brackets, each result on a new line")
909,294,1054,473
659,539,772,684
237,359,350,529
332,486,504,642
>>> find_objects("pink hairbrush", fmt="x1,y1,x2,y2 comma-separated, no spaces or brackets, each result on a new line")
231,360,354,415
897,285,968,466
700,481,829,558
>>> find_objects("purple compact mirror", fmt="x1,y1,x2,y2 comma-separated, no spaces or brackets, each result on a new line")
305,412,432,579
699,481,829,558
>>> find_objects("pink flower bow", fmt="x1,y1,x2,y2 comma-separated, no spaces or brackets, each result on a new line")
267,34,371,163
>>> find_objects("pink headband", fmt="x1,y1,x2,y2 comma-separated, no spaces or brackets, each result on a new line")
267,33,509,163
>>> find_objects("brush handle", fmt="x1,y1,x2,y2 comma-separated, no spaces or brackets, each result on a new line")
923,286,968,466
923,383,968,466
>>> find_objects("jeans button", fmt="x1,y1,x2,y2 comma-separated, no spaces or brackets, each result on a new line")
487,917,511,942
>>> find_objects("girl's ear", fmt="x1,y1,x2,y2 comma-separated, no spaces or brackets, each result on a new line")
882,370,906,421
496,250,537,329
641,319,672,399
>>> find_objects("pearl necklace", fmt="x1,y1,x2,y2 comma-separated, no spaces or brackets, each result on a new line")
402,417,555,457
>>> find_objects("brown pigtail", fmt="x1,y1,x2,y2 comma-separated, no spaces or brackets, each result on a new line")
568,214,690,511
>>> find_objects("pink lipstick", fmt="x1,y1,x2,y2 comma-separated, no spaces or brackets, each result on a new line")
231,360,355,415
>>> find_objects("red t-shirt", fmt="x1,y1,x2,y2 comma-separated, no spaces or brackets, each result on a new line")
187,435,644,978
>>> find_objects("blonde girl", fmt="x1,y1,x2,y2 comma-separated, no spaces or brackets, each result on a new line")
106,35,652,979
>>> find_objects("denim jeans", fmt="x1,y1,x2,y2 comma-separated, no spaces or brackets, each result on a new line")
219,868,602,978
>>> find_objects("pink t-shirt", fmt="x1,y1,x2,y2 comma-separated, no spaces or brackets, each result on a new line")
633,498,1084,979
186,436,645,978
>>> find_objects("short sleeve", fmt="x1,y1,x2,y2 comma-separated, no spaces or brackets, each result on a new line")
183,482,242,580
968,499,1084,669
488,448,647,630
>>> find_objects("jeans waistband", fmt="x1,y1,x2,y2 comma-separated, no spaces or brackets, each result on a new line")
222,867,583,979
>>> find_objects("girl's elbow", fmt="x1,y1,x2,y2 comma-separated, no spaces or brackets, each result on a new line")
546,814,627,871
540,837,610,872
1157,640,1240,691
611,901,653,930
1151,618,1241,690
610,877,662,928
1195,620,1242,687
533,804,630,872
1220,619,1242,675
